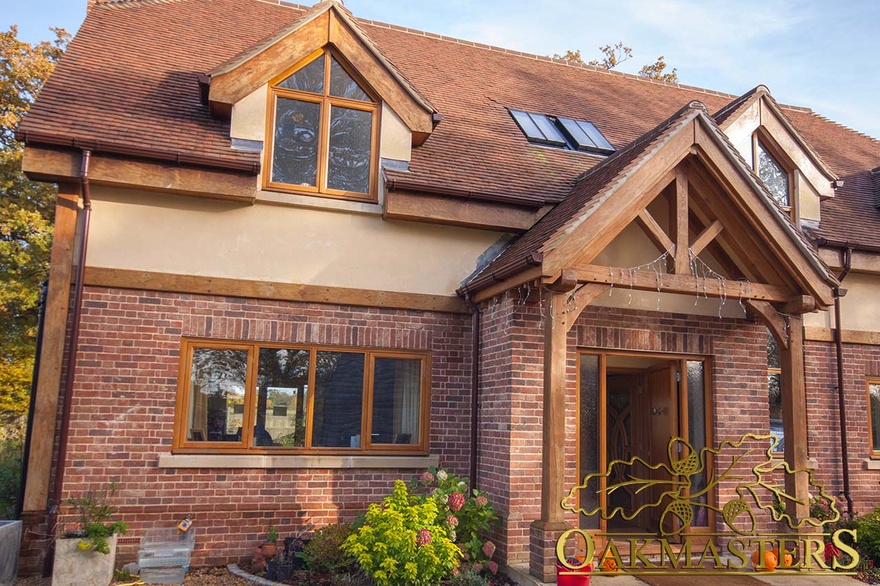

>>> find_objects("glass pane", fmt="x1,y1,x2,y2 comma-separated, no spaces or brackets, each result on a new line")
687,361,709,526
579,354,600,529
312,351,365,447
558,117,597,151
871,383,880,451
272,98,320,187
578,120,615,152
187,348,248,443
277,54,325,94
327,106,372,194
255,348,310,448
767,333,781,369
757,141,790,207
530,112,567,146
768,372,783,453
330,56,369,101
511,109,542,139
371,358,421,445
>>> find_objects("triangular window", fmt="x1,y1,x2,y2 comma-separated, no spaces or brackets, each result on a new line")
267,49,378,201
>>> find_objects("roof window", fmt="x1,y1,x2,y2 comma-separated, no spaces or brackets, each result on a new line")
509,109,615,155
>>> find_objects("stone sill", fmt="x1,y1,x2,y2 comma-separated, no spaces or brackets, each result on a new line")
158,453,439,469
865,459,880,471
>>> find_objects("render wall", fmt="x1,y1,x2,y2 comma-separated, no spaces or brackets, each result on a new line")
54,286,473,567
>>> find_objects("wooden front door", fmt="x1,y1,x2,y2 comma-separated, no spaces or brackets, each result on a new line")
646,365,679,534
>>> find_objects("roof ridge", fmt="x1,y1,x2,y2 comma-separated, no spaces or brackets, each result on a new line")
357,17,745,102
94,0,186,8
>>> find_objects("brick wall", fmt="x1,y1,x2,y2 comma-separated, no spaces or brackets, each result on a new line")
805,340,880,513
53,286,473,566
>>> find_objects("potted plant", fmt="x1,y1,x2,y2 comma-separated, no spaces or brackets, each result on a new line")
261,525,279,559
52,484,128,586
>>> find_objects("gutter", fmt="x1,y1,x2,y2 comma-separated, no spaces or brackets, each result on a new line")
44,150,93,575
833,247,854,518
16,130,261,175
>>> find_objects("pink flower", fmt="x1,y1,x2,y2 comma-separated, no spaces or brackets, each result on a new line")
446,514,459,528
452,566,460,577
449,492,465,512
472,562,483,572
482,540,496,559
476,495,488,507
488,561,499,574
416,529,432,546
420,471,435,485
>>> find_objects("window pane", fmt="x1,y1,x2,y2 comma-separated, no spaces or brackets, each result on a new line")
769,372,783,453
767,333,781,369
312,351,365,447
530,112,567,146
870,383,880,451
255,348,310,448
272,98,320,187
371,358,421,445
327,106,372,194
330,56,369,101
579,354,600,529
187,348,248,443
687,361,709,527
578,120,615,152
558,117,597,151
757,141,789,207
277,54,325,94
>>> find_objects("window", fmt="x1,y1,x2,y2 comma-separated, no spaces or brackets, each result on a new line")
767,333,783,453
755,139,790,208
175,339,428,454
869,378,880,457
509,109,615,155
266,48,379,201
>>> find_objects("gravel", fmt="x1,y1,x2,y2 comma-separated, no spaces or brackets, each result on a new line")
15,566,256,586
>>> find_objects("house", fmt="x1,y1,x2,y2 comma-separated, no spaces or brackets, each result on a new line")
14,0,880,581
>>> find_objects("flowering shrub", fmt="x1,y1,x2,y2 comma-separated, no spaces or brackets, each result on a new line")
409,467,500,572
343,480,460,586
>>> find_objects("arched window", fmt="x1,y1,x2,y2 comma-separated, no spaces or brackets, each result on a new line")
266,48,379,201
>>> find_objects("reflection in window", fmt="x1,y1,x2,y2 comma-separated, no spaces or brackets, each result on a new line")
269,50,376,199
371,358,421,445
756,141,790,207
578,354,600,530
178,341,428,454
187,348,247,442
870,381,880,454
767,333,783,453
687,361,709,526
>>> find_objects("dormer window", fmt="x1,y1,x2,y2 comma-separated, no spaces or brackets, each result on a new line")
266,49,379,201
755,139,790,208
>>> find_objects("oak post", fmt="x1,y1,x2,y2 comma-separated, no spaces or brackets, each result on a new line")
781,314,809,522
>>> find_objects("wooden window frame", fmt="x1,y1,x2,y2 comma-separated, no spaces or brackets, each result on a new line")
263,47,381,203
173,338,430,456
869,377,880,458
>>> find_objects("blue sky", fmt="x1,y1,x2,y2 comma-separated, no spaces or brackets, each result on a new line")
2,0,879,140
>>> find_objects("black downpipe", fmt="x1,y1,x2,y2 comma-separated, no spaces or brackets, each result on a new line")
465,295,481,492
43,150,92,576
834,247,854,518
16,281,49,519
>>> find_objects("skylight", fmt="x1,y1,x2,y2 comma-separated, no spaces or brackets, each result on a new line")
509,109,615,155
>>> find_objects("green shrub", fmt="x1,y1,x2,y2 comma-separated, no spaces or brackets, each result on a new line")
304,522,355,573
409,467,500,571
343,480,461,586
830,506,880,581
0,433,22,518
66,484,128,554
450,567,490,586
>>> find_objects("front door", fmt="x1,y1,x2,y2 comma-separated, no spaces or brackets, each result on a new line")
578,353,713,536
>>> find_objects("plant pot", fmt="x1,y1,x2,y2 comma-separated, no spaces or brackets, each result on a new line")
0,521,22,586
260,541,277,559
52,533,118,586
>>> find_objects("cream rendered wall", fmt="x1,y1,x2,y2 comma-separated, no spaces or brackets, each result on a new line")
803,272,880,333
86,186,502,296
797,172,821,223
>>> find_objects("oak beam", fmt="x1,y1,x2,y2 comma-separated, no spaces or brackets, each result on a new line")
690,219,723,256
673,166,690,275
23,183,79,512
781,295,816,315
572,263,794,303
635,209,674,254
383,190,548,232
781,315,809,521
545,269,579,292
746,300,788,349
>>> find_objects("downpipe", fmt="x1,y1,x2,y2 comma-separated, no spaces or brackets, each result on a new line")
465,295,481,492
834,246,853,518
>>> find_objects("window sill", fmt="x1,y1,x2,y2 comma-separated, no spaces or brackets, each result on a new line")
865,459,880,471
158,453,439,469
257,188,383,215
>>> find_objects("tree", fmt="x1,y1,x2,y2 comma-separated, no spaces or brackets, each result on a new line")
0,26,69,424
553,41,679,83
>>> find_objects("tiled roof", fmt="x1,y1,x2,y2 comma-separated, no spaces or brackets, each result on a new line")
19,0,880,247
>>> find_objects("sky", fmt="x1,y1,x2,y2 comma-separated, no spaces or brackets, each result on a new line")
2,0,879,140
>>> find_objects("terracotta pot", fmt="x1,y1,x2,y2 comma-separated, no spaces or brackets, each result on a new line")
260,541,277,559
